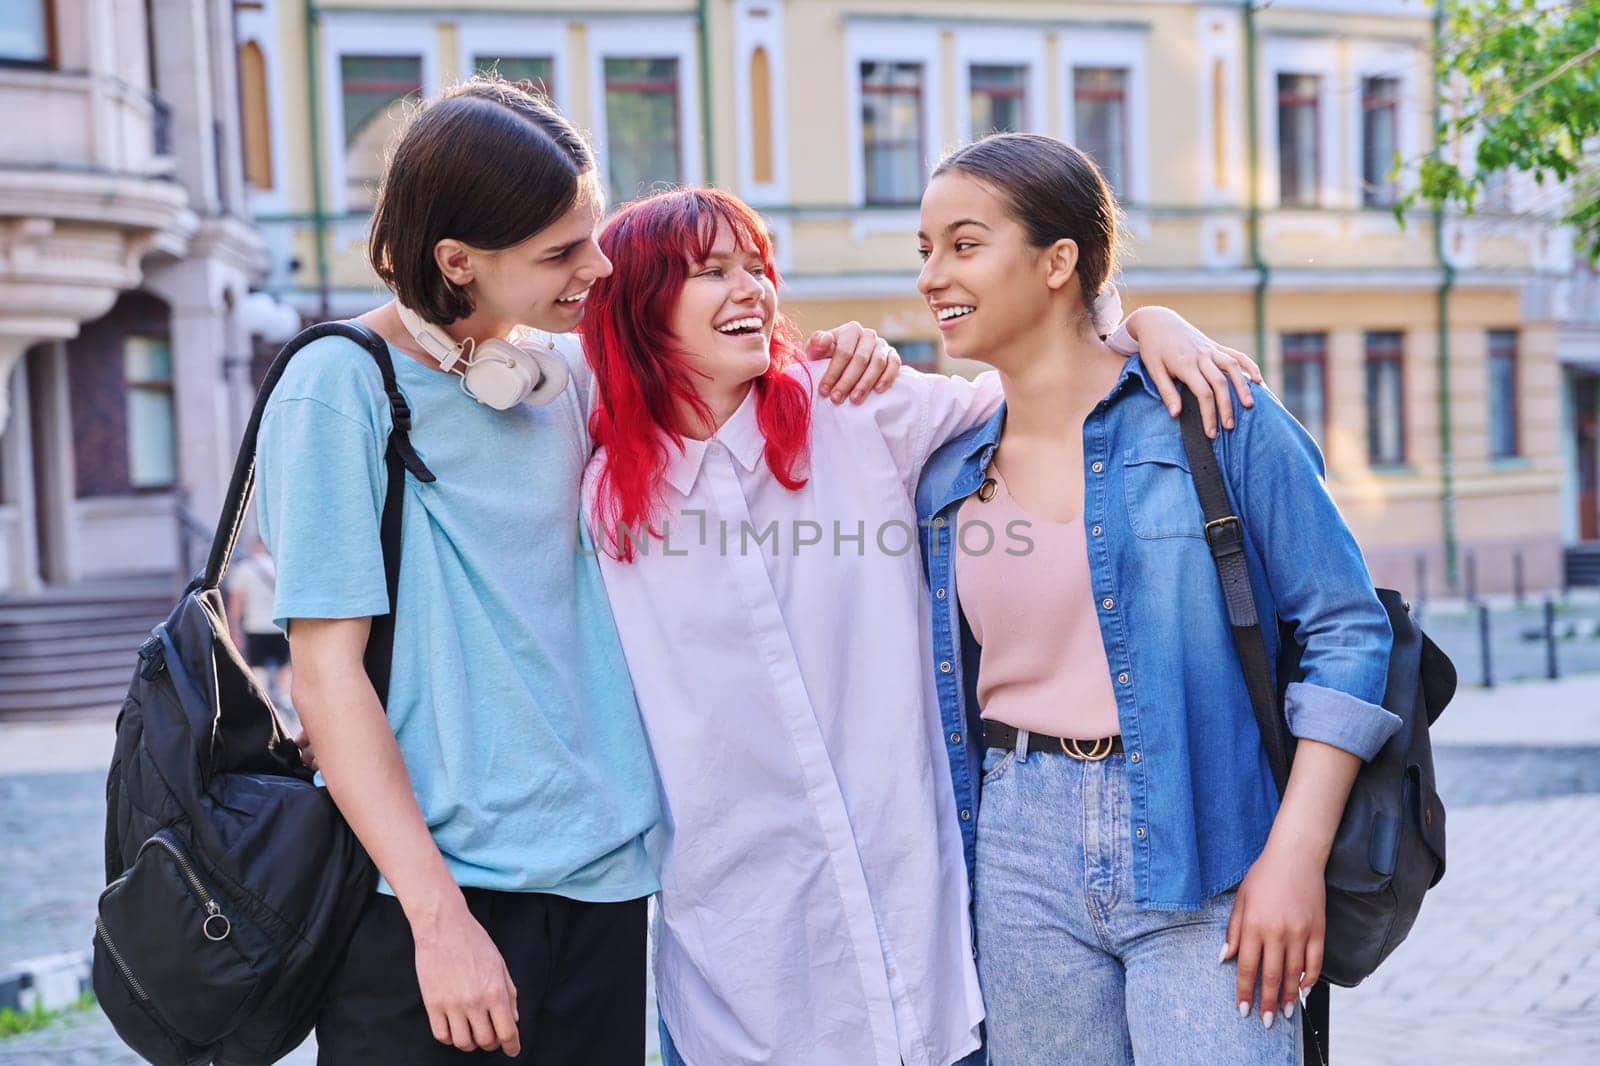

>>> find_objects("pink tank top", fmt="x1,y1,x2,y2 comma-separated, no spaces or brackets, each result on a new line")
954,467,1122,740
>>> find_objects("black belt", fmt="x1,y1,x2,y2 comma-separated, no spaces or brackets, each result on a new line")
983,721,1125,761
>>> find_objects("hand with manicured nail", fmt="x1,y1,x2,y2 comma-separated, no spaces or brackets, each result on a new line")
1220,839,1325,1030
1109,305,1264,439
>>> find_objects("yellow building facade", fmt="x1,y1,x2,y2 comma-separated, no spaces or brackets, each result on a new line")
238,0,1579,596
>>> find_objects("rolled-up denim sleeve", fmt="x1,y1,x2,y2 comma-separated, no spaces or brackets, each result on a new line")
1227,385,1401,762
1284,681,1401,761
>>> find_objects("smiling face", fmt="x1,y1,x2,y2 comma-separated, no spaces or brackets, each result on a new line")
440,173,613,334
917,170,1077,369
669,218,779,394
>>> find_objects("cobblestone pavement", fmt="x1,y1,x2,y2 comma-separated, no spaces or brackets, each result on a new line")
3,684,1598,1063
1337,793,1600,1065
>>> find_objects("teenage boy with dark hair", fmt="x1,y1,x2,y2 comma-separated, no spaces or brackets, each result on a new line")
257,76,902,1065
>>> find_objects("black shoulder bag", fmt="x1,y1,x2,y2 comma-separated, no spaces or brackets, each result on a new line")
95,321,435,1065
1177,395,1456,1066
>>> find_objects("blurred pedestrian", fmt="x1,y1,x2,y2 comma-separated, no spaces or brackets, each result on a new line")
228,538,293,718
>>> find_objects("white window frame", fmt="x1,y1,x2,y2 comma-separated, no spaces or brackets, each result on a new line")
457,17,572,105
123,336,178,492
1350,41,1422,210
319,14,442,217
844,21,942,209
955,28,1045,145
1059,27,1150,206
588,17,704,200
237,1,293,216
1262,37,1342,209
734,0,789,204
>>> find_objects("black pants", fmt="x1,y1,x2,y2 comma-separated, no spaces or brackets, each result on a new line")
316,889,647,1065
244,631,290,668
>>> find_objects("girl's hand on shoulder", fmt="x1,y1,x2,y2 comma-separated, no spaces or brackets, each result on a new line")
1220,841,1325,1030
807,322,903,404
1118,306,1263,439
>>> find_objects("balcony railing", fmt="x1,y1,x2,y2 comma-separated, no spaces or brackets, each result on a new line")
150,90,172,157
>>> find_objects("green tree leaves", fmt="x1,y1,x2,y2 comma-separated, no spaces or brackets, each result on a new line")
1405,0,1600,260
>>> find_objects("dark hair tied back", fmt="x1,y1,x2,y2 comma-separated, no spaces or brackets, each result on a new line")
932,133,1119,315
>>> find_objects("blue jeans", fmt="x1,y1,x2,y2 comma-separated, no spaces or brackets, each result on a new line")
974,742,1301,1065
659,1015,686,1066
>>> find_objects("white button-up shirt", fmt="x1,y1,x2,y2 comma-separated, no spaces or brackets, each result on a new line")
583,364,1002,1066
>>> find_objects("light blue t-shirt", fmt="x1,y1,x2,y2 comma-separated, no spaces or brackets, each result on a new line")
255,332,660,901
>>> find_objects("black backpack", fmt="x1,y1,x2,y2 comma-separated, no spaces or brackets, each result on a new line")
1178,396,1456,1064
95,321,434,1065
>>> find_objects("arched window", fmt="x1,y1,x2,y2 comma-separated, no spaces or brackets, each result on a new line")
750,46,774,185
239,41,273,190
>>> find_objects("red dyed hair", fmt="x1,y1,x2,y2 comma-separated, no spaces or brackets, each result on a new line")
581,188,812,561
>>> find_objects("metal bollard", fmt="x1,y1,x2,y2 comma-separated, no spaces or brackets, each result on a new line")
1544,597,1560,680
1514,551,1526,607
1466,551,1478,604
1478,602,1494,688
1414,553,1428,623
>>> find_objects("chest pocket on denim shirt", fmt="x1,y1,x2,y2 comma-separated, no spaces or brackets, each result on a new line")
1123,434,1206,540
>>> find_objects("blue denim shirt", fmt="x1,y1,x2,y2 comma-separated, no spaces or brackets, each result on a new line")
915,355,1401,911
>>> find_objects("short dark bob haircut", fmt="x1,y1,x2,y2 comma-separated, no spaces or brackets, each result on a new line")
368,73,595,325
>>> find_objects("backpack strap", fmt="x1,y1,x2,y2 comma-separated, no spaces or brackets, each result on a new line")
200,320,436,704
1175,392,1291,794
1176,389,1330,1066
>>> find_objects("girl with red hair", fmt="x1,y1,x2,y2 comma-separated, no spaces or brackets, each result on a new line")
579,187,1258,1066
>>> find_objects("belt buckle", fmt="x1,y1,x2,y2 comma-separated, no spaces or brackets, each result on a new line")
1060,736,1114,761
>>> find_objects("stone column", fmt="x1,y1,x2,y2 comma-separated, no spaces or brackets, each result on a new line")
0,355,42,595
207,0,248,215
27,344,80,585
0,335,34,438
147,0,222,213
145,256,234,527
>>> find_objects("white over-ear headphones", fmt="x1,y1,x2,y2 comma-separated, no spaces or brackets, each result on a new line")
395,302,570,409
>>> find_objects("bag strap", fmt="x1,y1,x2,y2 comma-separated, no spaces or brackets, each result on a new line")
1175,392,1291,795
200,320,436,703
1176,389,1330,1066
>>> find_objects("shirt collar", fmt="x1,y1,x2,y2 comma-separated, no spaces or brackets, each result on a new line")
959,404,1007,464
662,384,766,496
1118,353,1166,405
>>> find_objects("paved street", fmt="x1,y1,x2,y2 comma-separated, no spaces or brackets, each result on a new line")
3,678,1599,1063
1420,593,1600,686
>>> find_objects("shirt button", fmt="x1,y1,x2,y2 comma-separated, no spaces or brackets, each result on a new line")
1102,597,1115,610
1118,671,1130,685
936,587,947,599
1091,461,1104,473
1091,525,1103,537
950,732,962,745
940,661,953,674
960,809,971,821
1130,751,1141,763
1136,826,1147,839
